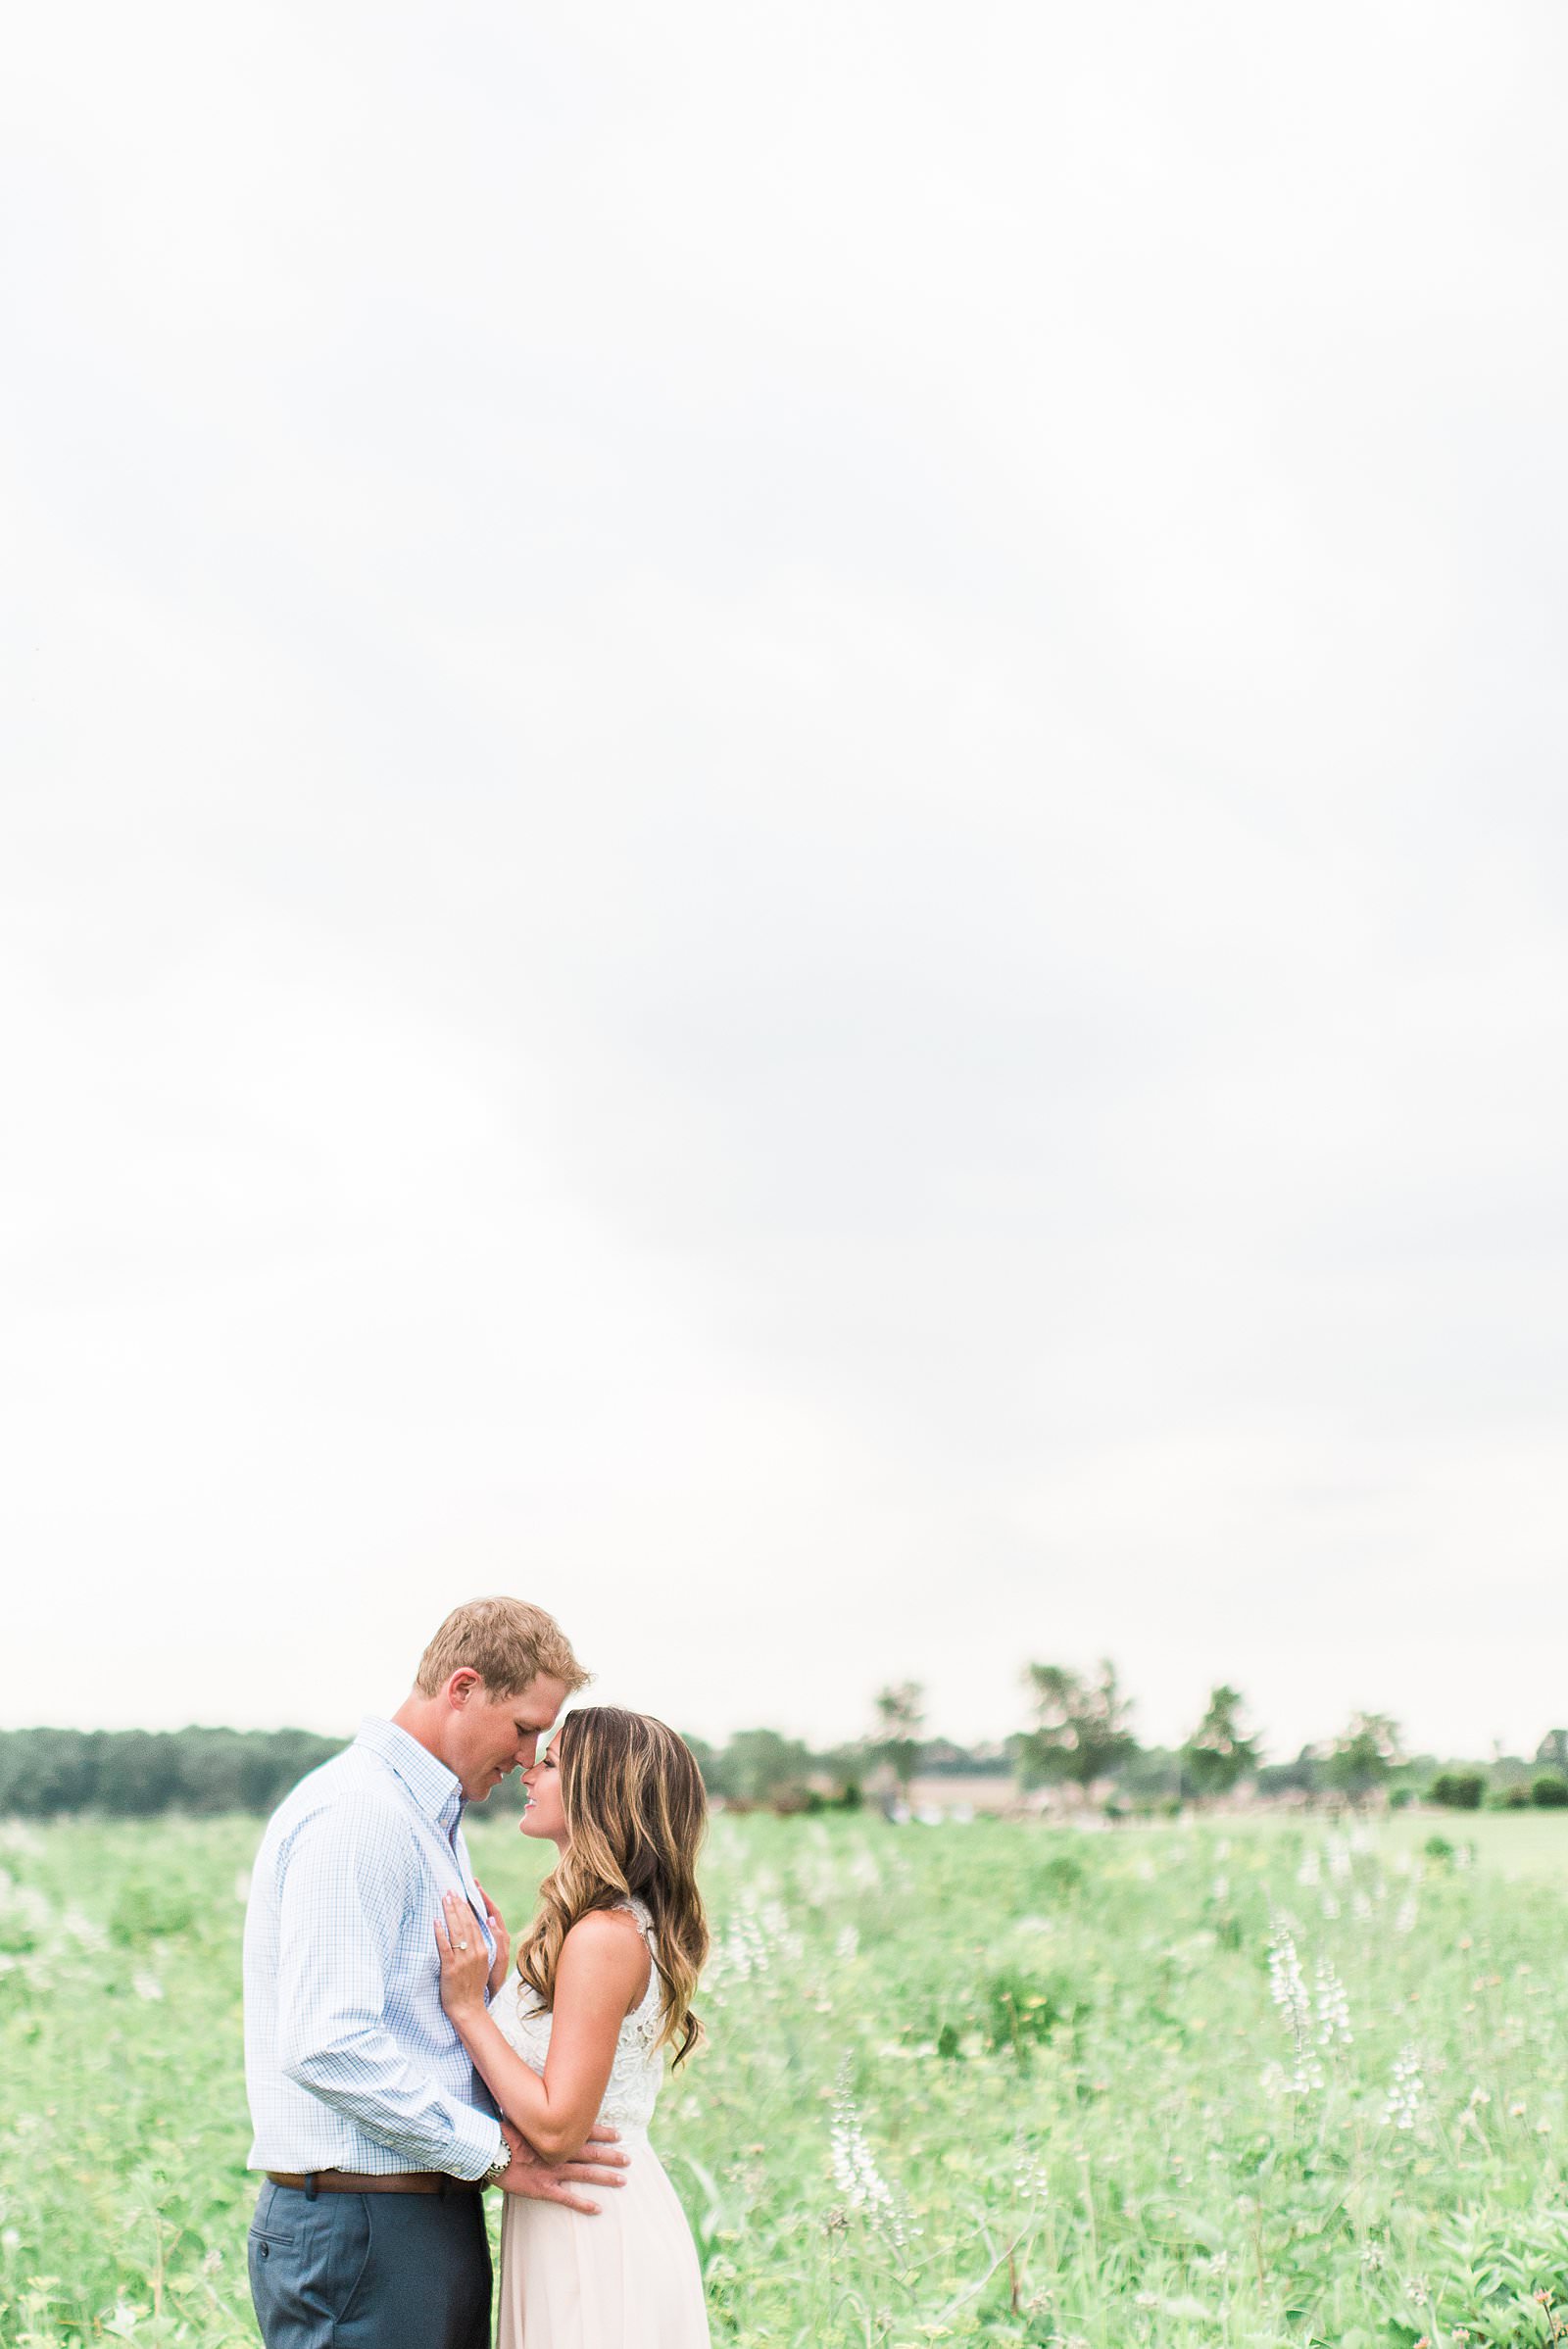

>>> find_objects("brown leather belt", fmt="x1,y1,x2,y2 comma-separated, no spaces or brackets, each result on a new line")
265,2171,478,2196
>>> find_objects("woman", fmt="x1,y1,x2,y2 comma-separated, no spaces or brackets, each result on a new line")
435,1706,710,2349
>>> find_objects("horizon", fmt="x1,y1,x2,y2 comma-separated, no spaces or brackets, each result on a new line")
6,1697,1565,1772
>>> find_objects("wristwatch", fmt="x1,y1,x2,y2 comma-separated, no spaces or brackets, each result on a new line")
482,2137,512,2187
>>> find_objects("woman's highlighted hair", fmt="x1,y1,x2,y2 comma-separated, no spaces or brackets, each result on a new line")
515,1707,710,2066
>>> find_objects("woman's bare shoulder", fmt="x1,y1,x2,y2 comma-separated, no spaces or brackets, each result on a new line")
561,1906,648,1961
559,1906,652,2006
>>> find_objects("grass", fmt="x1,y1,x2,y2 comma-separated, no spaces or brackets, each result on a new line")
2,1809,1567,2345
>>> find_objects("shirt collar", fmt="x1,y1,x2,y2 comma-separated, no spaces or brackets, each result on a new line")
355,1715,465,1827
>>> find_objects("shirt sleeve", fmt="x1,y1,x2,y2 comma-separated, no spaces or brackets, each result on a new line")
273,1806,506,2178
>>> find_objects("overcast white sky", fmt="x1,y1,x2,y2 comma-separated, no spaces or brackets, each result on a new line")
5,4,1567,1763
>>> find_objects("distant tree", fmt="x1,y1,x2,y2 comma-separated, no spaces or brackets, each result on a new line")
1116,1744,1183,1805
249,1730,343,1810
1324,1712,1403,1804
1532,1777,1568,1809
1429,1773,1485,1810
812,1742,869,1804
103,1731,186,1817
174,1727,341,1815
169,1729,249,1815
721,1728,813,1806
0,1726,343,1819
1253,1747,1323,1799
0,1729,98,1815
872,1683,926,1794
1536,1730,1568,1776
1181,1685,1260,1800
1015,1661,1136,1793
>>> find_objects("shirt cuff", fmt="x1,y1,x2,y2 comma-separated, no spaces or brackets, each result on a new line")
448,2110,509,2181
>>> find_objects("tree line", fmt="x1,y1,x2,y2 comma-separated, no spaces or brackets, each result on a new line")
2,1669,1565,1818
1004,1663,1568,1812
0,1727,346,1818
693,1667,1568,1814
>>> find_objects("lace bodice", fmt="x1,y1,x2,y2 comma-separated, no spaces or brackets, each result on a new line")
490,1898,666,2134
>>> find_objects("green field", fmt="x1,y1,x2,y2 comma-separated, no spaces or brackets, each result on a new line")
3,1810,1568,2347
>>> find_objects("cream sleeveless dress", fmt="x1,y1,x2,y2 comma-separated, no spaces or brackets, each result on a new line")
492,1899,710,2349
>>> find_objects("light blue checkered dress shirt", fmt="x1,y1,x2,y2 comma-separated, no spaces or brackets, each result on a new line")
243,1715,508,2178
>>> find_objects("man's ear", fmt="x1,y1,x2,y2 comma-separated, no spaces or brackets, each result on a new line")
446,1669,482,1711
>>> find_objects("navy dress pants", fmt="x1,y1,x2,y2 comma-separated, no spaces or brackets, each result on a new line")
248,2179,492,2349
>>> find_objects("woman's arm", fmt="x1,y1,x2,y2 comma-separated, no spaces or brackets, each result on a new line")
436,1897,651,2163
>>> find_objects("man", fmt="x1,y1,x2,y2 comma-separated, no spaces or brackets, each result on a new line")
243,1596,628,2349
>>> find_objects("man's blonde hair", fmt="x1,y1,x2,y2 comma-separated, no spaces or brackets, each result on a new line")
415,1597,590,1701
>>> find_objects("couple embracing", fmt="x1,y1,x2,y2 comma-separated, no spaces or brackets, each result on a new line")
243,1597,711,2349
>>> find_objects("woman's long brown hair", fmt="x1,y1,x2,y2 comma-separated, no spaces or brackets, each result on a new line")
514,1707,710,2065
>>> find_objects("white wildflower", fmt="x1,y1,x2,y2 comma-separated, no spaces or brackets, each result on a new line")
1013,2139,1050,2204
705,1898,796,1992
1315,1958,1353,2049
131,1971,164,2002
830,2075,908,2248
759,1898,803,1958
1296,1849,1322,1888
835,1925,859,1964
1383,2044,1425,2130
1267,1925,1322,2093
